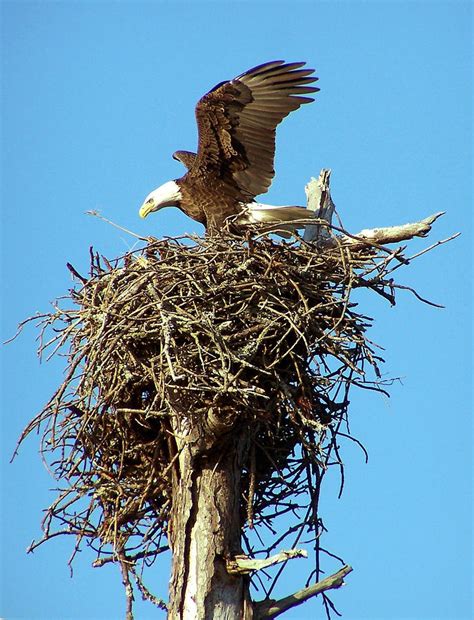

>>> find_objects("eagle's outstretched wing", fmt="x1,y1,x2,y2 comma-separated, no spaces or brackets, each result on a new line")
191,61,319,199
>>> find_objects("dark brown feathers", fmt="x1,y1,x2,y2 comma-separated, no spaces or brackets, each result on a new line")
186,60,319,201
172,150,197,169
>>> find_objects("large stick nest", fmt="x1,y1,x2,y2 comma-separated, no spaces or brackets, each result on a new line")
18,229,420,607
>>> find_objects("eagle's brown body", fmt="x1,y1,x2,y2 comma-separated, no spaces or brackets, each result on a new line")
139,61,319,233
178,176,249,229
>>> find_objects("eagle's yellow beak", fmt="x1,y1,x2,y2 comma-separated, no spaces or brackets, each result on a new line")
139,199,156,219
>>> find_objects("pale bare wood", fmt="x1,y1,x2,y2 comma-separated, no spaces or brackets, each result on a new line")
226,548,308,575
254,564,353,619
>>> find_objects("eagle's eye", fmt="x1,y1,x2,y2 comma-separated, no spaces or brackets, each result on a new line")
146,198,154,204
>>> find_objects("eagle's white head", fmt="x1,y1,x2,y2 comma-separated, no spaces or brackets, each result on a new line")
139,180,182,219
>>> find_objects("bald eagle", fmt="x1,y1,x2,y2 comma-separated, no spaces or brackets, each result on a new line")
139,60,319,234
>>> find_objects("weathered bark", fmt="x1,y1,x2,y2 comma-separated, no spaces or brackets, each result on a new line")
168,423,252,619
254,565,353,619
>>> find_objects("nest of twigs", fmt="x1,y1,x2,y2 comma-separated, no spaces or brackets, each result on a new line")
18,229,410,608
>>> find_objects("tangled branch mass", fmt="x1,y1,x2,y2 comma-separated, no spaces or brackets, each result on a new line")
18,227,432,608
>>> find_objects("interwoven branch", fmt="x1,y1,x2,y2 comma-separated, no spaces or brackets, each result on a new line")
14,218,448,616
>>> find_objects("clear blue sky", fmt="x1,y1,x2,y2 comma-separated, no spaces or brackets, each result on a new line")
1,2,472,619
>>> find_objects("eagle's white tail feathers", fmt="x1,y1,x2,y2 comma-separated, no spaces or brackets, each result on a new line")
238,203,314,234
234,203,316,238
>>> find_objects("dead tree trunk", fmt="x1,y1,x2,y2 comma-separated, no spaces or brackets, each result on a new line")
168,424,252,619
164,170,343,619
